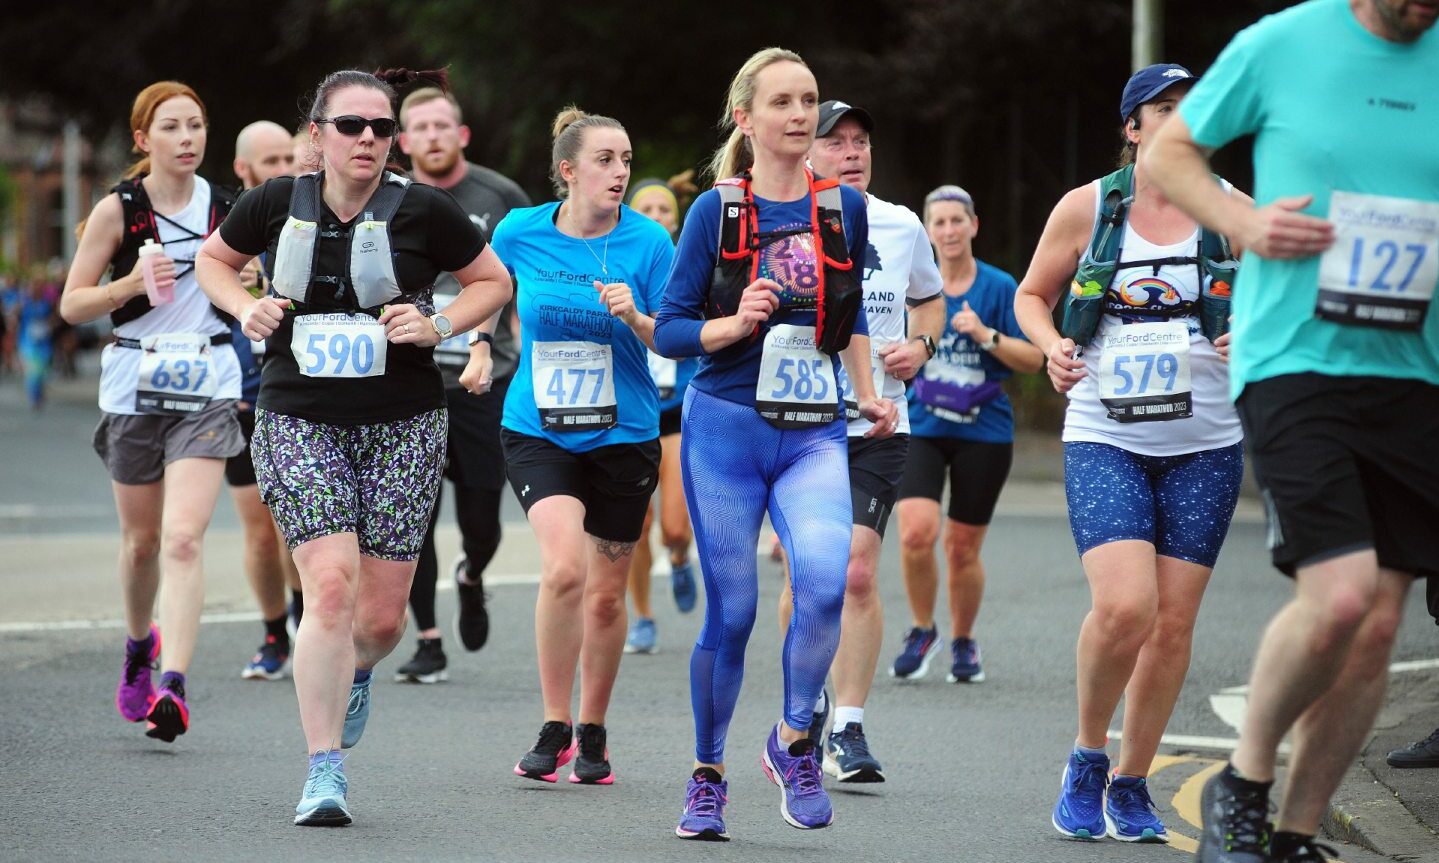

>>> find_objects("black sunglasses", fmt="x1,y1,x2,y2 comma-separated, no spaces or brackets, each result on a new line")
318,115,397,138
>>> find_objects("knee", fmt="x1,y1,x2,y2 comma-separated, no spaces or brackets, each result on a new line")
1303,584,1376,649
660,523,690,551
844,558,879,605
586,586,627,629
1091,598,1156,650
1349,602,1404,671
541,562,586,604
1147,612,1197,659
356,604,407,646
943,531,981,568
899,518,939,555
304,567,356,625
161,527,203,566
121,529,161,568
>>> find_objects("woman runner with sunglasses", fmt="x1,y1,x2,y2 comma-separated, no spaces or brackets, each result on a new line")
196,68,511,826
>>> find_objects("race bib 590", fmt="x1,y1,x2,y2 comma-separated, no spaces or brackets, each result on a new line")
292,314,387,378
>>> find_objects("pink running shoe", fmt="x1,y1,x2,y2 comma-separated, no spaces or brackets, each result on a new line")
115,625,161,722
145,684,190,743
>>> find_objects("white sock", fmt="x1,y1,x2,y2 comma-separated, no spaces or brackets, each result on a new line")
812,690,828,713
833,706,864,729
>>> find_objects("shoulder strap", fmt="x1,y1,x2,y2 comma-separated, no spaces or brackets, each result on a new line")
714,177,750,260
811,174,848,265
1089,164,1134,265
363,171,411,222
289,171,321,222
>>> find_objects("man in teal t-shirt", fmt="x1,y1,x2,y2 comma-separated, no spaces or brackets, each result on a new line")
1144,1,1439,861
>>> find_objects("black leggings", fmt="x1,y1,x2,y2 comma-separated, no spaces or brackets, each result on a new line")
409,481,504,631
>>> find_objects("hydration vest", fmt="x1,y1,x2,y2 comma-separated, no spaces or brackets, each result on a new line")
269,171,410,309
109,176,236,327
709,170,860,355
1061,164,1238,345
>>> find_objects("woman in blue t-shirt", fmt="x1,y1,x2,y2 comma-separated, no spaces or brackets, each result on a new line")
494,107,675,787
891,186,1041,686
653,48,897,841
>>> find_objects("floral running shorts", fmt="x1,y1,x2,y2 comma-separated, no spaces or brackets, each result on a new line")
251,408,448,561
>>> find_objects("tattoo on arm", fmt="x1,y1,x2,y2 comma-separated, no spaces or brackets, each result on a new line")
592,537,637,562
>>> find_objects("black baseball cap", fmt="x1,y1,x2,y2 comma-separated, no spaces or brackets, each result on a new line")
816,100,875,137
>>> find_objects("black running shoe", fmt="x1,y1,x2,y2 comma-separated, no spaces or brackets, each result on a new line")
1386,726,1439,768
394,638,448,684
514,721,576,783
1269,831,1338,862
569,723,615,785
1197,767,1272,863
452,556,491,652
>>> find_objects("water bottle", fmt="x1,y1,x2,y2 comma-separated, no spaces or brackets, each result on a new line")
138,240,172,306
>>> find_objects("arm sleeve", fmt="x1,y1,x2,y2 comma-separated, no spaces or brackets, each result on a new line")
427,187,487,272
653,191,720,359
218,178,284,256
905,214,943,304
1179,22,1269,150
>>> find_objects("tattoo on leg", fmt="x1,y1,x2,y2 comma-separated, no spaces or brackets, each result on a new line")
593,537,637,562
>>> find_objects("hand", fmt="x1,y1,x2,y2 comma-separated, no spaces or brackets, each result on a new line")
1237,195,1334,259
951,301,991,341
459,346,495,395
1214,330,1232,363
595,280,638,325
126,254,175,300
238,259,263,296
880,339,928,382
380,303,441,347
732,278,781,336
240,296,288,341
1046,337,1086,394
859,396,900,439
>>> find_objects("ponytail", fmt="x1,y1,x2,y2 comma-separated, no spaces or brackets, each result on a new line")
708,47,806,181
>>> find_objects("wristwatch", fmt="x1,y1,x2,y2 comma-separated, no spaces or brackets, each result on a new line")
429,313,453,340
915,334,937,359
979,329,1001,352
467,330,493,346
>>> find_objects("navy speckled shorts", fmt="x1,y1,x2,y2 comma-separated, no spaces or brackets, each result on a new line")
1064,441,1243,568
251,408,447,560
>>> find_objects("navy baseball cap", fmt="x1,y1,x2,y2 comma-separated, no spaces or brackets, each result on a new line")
817,100,875,137
1120,63,1195,122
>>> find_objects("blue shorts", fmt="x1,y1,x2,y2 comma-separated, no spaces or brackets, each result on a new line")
1064,441,1243,568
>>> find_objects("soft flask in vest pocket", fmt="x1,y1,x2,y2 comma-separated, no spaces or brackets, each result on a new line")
1060,275,1107,346
1197,230,1238,343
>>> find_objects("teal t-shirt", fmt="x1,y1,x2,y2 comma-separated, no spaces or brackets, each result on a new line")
1180,0,1439,399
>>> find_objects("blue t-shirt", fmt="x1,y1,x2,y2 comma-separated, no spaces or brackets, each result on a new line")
907,260,1027,442
494,202,675,451
1180,0,1439,399
653,183,869,408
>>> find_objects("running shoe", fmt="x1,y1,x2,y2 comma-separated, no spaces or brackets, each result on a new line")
1197,767,1272,863
514,720,576,782
1105,774,1168,842
394,638,448,684
1386,726,1439,768
675,768,730,841
1269,832,1338,862
760,724,833,830
294,753,351,826
452,555,490,652
569,723,614,785
889,626,941,680
241,634,291,681
806,687,831,746
1052,748,1109,840
624,617,658,654
145,684,189,743
947,636,985,683
341,676,372,749
116,624,161,722
671,561,697,613
823,722,885,783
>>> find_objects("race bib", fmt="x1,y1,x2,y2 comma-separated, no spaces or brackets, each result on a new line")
648,351,678,400
837,339,889,423
431,292,471,368
135,332,219,415
291,313,387,378
755,324,838,429
534,341,617,432
1317,191,1439,331
1098,321,1192,423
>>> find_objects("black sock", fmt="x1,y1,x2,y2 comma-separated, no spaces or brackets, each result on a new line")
1222,762,1273,793
264,614,289,644
290,590,304,621
1269,831,1313,857
693,767,723,784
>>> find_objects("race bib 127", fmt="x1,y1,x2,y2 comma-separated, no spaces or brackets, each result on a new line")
1317,191,1439,331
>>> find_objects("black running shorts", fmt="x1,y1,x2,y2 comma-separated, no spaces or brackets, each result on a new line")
501,428,661,543
848,434,909,537
897,437,1014,526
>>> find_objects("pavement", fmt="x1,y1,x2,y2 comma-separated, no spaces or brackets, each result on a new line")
2,358,1437,861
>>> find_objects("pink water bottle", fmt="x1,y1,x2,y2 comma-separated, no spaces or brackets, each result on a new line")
138,239,173,306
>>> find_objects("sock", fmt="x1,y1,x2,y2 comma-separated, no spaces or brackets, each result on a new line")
309,750,330,769
127,631,154,654
353,668,372,685
327,749,344,766
1222,761,1273,791
290,590,304,620
1075,740,1108,760
833,706,864,729
812,690,828,714
1269,831,1312,857
159,671,186,698
264,614,289,644
693,766,723,783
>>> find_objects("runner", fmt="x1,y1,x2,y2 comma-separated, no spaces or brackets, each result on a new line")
654,49,897,840
195,67,512,826
496,107,673,787
890,184,1041,688
59,81,245,743
1143,2,1439,859
230,120,303,681
773,100,946,783
623,177,698,656
394,86,532,682
1014,63,1249,844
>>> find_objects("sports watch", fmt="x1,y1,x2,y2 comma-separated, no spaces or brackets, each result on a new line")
979,329,1001,351
915,334,937,359
429,313,454,340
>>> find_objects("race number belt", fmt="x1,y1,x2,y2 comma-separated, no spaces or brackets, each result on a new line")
291,313,387,378
1317,191,1439,331
1097,321,1192,423
134,332,220,415
533,340,617,432
755,324,837,429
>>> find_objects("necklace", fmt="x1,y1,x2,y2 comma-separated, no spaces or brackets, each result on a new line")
568,203,614,278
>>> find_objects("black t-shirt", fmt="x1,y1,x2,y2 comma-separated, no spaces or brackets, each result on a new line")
221,175,485,424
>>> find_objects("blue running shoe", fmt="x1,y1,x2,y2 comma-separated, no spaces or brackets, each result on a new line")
1053,748,1109,840
675,768,729,841
241,634,290,681
341,676,371,749
823,722,885,783
671,561,697,614
1106,774,1168,842
760,724,833,830
947,636,985,683
806,687,831,746
294,752,350,826
889,626,941,680
624,617,657,654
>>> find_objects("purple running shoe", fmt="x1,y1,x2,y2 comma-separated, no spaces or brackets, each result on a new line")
760,724,833,830
116,624,161,722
